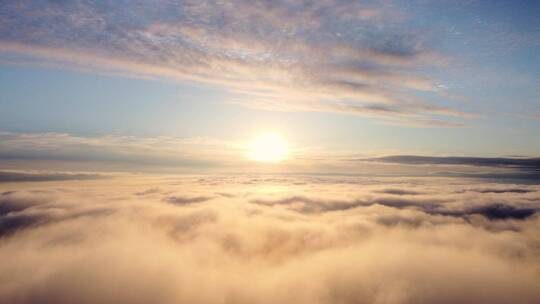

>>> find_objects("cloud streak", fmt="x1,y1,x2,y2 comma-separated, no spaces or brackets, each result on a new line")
0,170,104,183
164,196,213,205
0,131,243,172
0,0,472,127
365,155,540,169
360,155,540,181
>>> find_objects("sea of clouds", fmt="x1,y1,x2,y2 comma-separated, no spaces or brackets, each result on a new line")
1,174,540,303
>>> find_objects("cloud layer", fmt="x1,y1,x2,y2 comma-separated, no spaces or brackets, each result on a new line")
366,155,540,170
0,171,104,183
1,174,540,303
0,0,471,127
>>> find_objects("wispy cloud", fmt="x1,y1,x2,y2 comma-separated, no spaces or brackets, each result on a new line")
0,131,243,171
0,0,472,127
164,196,213,205
0,170,104,183
359,155,540,181
363,155,540,170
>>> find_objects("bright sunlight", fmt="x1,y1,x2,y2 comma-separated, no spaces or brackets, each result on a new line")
247,133,289,163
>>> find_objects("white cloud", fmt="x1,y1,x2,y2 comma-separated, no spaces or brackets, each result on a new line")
0,174,539,303
0,0,472,127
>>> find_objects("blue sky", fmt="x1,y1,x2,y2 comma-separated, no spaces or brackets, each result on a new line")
0,0,539,172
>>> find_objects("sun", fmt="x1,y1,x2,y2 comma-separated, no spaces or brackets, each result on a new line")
247,133,289,163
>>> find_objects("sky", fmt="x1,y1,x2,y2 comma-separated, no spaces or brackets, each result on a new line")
0,0,539,175
1,2,540,303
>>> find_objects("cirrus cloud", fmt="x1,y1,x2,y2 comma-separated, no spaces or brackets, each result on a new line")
0,0,472,127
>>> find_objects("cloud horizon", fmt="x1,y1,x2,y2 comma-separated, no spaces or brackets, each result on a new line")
1,131,539,180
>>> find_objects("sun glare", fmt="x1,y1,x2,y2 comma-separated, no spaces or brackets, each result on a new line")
248,133,289,163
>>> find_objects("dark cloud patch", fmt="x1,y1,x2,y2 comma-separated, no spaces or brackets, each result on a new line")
376,189,422,195
0,190,117,237
250,194,537,223
358,155,540,182
372,198,443,210
435,172,540,183
0,191,50,215
159,211,219,243
0,171,104,183
375,199,537,222
470,188,535,194
164,196,213,206
250,196,446,214
135,188,161,196
0,208,115,237
374,200,537,222
61,208,116,222
0,200,32,216
250,196,365,213
469,204,536,221
0,213,48,237
429,204,537,221
376,215,427,228
363,155,540,170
